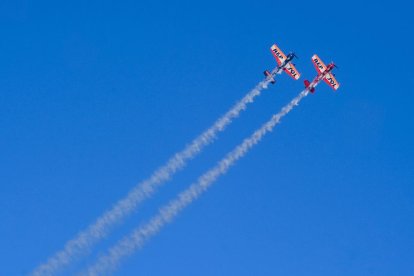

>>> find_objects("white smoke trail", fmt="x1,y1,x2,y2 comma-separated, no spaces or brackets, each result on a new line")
82,89,309,276
32,79,272,276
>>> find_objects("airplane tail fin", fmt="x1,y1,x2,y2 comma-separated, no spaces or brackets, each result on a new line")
263,70,276,84
304,80,315,93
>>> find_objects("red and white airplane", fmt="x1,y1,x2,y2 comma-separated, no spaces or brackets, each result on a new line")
304,54,340,93
264,43,301,84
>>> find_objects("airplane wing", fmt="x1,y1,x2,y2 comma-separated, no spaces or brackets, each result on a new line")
283,63,300,80
270,44,287,66
311,54,327,74
323,73,340,90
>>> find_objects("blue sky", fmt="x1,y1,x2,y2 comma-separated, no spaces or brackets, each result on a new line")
1,0,413,275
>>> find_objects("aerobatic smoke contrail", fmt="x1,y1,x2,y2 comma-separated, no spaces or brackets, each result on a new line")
82,89,309,276
32,79,273,276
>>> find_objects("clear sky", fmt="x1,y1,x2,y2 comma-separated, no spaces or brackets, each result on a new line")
1,0,413,275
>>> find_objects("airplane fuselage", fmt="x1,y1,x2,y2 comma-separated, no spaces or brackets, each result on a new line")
309,64,334,88
271,55,294,75
265,45,300,83
305,55,339,93
283,54,294,66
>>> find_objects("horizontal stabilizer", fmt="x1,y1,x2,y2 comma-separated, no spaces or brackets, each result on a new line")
263,70,276,84
304,80,315,93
